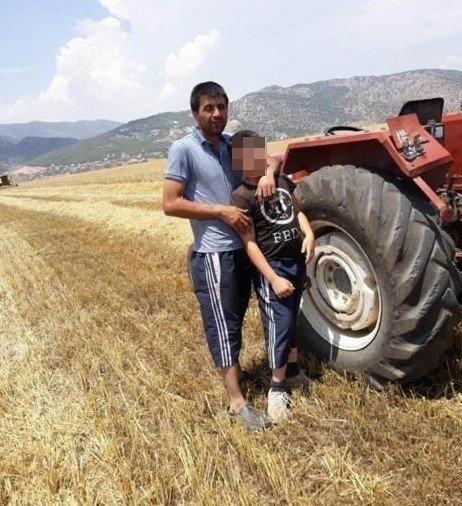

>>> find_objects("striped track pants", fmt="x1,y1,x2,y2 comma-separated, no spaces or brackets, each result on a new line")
190,249,251,367
252,257,306,370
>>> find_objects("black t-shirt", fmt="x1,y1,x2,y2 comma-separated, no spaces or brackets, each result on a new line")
231,174,303,260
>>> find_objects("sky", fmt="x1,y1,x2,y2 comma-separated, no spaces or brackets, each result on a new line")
1,0,462,123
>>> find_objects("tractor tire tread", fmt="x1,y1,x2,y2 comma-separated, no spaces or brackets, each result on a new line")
295,165,461,386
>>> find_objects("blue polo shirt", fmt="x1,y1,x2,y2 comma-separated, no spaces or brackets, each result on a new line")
165,127,243,253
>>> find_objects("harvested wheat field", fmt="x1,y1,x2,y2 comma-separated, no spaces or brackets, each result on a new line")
0,158,462,505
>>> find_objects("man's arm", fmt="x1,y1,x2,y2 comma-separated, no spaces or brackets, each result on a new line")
163,179,251,234
255,152,284,201
239,228,294,299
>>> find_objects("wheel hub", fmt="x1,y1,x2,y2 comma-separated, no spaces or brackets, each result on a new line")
318,256,357,314
311,242,378,331
302,227,382,351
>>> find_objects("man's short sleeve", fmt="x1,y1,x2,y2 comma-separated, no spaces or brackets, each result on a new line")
165,141,190,183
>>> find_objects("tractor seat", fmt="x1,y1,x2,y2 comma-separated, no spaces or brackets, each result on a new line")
399,97,444,125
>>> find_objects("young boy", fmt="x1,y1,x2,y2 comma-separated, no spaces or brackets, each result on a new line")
230,130,315,422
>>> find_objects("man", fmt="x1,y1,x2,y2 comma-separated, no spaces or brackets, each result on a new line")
163,82,279,431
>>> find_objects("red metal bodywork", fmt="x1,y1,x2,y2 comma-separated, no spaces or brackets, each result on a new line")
281,112,461,222
443,112,462,190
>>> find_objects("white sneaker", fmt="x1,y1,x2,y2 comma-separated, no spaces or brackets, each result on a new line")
267,387,292,422
285,369,310,390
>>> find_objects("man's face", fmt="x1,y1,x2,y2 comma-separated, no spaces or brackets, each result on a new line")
232,137,267,176
193,95,228,137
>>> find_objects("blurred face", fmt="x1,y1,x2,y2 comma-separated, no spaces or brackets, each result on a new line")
232,136,267,177
193,95,228,138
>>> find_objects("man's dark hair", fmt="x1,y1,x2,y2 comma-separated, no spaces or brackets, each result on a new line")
230,130,264,149
190,81,229,113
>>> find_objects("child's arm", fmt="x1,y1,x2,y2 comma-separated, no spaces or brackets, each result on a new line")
294,196,315,264
240,227,295,299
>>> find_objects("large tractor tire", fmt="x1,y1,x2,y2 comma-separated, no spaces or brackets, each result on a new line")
295,165,462,388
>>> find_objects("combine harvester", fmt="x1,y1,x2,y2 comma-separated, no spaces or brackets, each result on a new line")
282,98,462,387
0,174,16,188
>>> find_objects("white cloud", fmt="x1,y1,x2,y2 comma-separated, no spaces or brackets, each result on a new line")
99,0,167,25
159,29,220,99
0,15,152,121
99,0,131,20
0,1,220,122
2,0,462,123
163,30,220,81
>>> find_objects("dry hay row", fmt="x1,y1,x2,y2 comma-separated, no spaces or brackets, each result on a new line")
1,194,164,212
0,195,191,251
17,160,167,189
0,201,460,504
4,181,164,198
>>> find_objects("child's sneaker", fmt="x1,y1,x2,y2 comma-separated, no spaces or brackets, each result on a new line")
267,385,292,422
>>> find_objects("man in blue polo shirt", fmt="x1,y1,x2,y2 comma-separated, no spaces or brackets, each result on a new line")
163,82,279,431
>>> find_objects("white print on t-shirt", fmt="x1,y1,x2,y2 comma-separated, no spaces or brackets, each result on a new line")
260,188,294,225
273,228,300,244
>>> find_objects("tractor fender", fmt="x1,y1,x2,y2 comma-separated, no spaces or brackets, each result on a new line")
281,113,454,222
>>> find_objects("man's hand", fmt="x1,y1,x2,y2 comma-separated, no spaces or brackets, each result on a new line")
255,174,276,202
271,276,295,298
219,206,251,234
255,152,285,202
267,152,284,164
301,235,315,264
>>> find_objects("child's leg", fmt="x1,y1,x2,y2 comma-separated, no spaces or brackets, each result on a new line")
253,261,302,422
286,319,300,376
253,272,293,378
286,260,309,383
286,347,300,376
271,364,287,384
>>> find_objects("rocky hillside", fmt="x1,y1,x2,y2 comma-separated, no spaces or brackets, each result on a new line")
230,69,462,137
29,69,462,168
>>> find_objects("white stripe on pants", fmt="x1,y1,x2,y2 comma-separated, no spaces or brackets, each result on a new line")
204,253,232,366
261,274,277,369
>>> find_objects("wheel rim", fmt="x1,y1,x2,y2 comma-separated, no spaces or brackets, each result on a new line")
301,221,382,351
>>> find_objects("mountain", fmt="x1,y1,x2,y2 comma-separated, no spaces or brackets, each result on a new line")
0,119,122,141
29,111,195,167
27,69,462,170
229,68,462,138
0,137,78,165
0,135,16,151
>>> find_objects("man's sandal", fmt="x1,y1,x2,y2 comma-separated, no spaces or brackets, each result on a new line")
228,405,272,431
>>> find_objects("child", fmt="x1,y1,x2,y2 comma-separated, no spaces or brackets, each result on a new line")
230,130,315,422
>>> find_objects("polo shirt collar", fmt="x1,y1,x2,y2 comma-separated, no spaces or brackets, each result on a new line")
192,127,227,147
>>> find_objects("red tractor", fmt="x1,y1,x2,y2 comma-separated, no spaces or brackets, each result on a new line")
284,98,462,388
